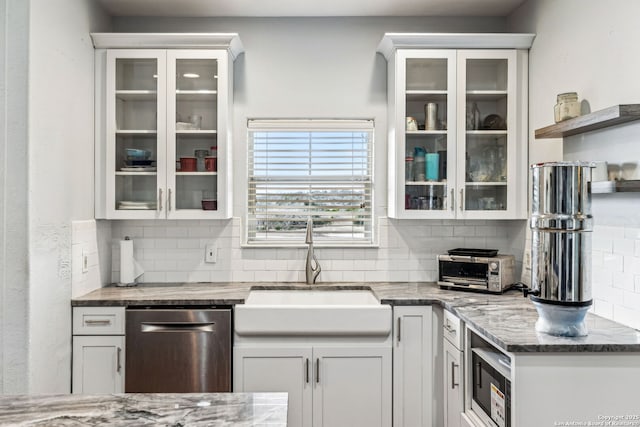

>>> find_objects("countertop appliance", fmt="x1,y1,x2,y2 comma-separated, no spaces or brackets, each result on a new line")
438,249,515,294
125,307,231,393
528,162,593,337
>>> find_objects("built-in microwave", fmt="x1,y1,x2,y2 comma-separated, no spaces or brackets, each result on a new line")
470,347,511,427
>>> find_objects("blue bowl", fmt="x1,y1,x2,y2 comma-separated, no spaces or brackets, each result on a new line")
125,148,151,160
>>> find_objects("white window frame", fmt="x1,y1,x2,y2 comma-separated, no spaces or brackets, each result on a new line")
245,119,375,247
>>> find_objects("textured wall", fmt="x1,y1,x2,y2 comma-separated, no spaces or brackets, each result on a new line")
26,0,110,393
0,0,30,394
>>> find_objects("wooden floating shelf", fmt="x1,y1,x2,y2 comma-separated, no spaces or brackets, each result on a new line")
591,180,640,194
535,104,640,139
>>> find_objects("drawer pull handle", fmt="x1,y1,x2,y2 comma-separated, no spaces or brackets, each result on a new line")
451,361,459,389
316,358,320,384
85,319,111,326
305,358,310,384
141,322,215,333
397,317,401,343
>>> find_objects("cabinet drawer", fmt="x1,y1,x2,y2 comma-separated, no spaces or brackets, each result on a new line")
73,307,125,335
443,309,463,350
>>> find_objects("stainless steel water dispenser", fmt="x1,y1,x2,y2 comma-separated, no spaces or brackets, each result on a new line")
528,161,594,336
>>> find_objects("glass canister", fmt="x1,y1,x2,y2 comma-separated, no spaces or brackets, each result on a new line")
554,92,580,123
405,152,414,181
413,147,426,181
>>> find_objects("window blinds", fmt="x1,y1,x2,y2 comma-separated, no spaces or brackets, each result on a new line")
247,120,374,245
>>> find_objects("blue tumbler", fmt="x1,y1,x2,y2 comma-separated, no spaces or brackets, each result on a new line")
426,152,439,181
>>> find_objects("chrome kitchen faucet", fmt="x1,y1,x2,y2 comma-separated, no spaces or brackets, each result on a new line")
305,218,321,284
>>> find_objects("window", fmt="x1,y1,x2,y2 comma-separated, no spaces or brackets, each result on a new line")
247,119,374,246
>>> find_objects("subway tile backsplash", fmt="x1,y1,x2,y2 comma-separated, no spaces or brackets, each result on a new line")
591,225,640,330
111,217,526,286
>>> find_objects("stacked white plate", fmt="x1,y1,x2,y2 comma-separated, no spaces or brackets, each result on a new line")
118,201,157,210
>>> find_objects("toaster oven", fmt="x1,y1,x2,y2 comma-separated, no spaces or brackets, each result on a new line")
438,252,515,294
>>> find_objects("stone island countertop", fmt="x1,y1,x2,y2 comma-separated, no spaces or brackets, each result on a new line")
72,282,640,354
0,392,287,426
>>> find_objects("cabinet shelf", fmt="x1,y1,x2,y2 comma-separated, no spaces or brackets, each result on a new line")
466,90,508,101
176,90,217,101
406,130,447,136
176,130,217,135
535,104,640,139
175,171,218,176
116,130,157,135
406,181,447,186
465,181,507,186
115,90,157,101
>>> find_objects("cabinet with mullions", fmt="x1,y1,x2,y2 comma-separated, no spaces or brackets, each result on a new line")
379,33,532,220
93,33,241,219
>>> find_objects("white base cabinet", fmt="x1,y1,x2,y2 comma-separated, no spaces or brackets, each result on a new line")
235,345,391,427
72,336,125,394
72,307,125,394
444,338,463,427
393,306,439,427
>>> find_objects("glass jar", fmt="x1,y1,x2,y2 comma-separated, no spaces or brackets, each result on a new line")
554,92,580,123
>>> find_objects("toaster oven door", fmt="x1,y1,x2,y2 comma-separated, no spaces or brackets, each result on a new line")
439,260,489,285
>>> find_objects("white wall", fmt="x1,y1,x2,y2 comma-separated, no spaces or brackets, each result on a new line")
108,17,526,283
508,0,640,329
0,0,30,394
25,0,110,393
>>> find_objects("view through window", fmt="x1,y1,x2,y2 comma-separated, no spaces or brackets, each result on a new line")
247,119,374,245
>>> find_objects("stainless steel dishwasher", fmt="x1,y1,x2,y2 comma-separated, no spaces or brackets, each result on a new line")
125,307,231,393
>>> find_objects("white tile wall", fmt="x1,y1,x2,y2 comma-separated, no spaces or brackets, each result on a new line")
591,224,640,330
111,217,526,285
71,220,110,298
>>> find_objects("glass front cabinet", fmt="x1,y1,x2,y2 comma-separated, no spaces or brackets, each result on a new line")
93,34,242,219
379,34,532,219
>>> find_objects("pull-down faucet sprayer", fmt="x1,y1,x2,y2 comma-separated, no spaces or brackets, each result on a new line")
305,218,321,284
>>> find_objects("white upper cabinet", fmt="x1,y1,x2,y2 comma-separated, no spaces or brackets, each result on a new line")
378,33,533,220
92,33,242,220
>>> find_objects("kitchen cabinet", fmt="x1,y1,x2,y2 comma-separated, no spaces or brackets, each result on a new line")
72,307,125,394
234,345,391,427
92,33,243,219
442,309,464,427
393,306,437,427
377,34,532,219
463,324,640,427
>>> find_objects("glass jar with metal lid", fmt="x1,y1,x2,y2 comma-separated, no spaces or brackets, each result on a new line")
553,92,580,123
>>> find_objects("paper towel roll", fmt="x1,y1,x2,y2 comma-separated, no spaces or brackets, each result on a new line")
119,237,144,286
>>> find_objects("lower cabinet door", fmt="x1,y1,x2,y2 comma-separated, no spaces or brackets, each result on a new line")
72,335,124,394
444,339,463,427
393,306,433,427
312,346,392,427
234,347,313,427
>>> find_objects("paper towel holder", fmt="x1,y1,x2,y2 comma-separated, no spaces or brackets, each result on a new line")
117,236,144,287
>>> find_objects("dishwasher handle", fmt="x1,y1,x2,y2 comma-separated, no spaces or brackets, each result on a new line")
140,322,216,333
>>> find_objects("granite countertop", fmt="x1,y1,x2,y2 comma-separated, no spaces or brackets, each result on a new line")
0,392,287,426
72,282,640,354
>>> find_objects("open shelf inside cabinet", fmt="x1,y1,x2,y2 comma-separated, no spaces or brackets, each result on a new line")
535,104,640,139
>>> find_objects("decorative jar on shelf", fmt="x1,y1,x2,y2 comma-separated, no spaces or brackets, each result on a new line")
554,92,580,123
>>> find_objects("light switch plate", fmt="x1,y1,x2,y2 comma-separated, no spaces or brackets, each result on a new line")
81,248,89,273
205,244,217,263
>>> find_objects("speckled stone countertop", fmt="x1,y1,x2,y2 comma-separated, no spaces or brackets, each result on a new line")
72,282,640,353
0,392,287,426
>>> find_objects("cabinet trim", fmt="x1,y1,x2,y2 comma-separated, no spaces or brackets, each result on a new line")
90,33,244,59
376,33,535,60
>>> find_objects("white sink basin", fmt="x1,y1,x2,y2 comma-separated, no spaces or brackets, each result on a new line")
234,289,392,336
245,290,380,306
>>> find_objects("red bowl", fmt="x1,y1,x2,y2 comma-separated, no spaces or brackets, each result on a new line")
180,157,197,172
201,199,217,210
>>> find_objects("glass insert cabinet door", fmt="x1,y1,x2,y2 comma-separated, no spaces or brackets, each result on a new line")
401,50,457,218
104,49,227,219
457,50,517,217
106,50,167,219
166,50,225,218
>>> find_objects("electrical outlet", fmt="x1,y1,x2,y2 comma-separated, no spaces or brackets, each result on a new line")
82,249,89,273
205,244,217,263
